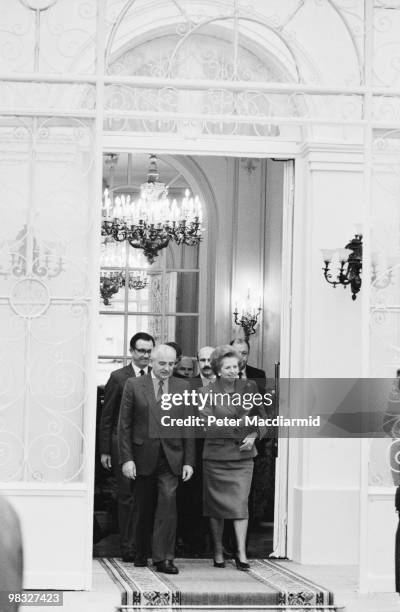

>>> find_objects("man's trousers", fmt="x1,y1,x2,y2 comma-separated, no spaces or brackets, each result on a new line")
111,433,135,556
134,447,179,562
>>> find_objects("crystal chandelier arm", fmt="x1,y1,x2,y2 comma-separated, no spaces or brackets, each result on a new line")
102,152,204,263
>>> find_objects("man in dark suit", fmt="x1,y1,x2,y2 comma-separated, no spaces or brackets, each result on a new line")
99,332,155,562
118,344,195,574
230,338,266,392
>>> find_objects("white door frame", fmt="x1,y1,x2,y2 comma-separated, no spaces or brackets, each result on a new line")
102,133,298,559
271,159,295,558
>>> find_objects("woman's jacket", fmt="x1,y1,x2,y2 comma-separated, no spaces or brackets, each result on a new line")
197,377,267,461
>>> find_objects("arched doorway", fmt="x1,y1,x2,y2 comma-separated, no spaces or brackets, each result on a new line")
93,150,290,561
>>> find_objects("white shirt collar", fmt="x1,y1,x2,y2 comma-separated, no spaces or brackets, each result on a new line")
151,372,169,394
132,363,149,376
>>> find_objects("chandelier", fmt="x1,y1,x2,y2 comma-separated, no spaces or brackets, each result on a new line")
100,270,148,306
101,154,204,264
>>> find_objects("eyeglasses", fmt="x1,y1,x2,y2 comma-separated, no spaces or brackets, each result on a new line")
133,348,152,355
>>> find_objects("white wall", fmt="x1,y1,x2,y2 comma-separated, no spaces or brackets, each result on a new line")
6,489,91,589
360,142,400,592
288,144,365,566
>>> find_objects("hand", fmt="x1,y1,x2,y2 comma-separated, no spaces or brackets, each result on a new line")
239,436,256,452
182,465,193,482
101,454,112,470
122,460,136,479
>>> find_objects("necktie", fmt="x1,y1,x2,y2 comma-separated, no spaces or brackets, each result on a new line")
139,369,145,376
157,380,164,401
238,372,243,379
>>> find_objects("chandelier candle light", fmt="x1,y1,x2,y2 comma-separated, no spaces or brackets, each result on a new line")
101,154,204,264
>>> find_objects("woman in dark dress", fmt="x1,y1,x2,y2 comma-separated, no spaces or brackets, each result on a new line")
199,345,265,571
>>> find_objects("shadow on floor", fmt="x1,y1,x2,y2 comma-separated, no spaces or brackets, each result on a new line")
93,510,273,559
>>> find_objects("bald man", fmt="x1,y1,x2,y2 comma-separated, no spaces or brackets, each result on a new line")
118,344,195,574
196,346,216,387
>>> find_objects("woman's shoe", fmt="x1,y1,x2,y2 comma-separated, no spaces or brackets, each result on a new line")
213,559,226,568
234,557,250,571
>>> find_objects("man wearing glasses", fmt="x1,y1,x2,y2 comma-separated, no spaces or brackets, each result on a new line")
99,332,155,562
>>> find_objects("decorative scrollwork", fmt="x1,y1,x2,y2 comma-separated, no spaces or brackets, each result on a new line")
0,116,94,483
78,1,96,20
9,278,50,319
0,431,24,481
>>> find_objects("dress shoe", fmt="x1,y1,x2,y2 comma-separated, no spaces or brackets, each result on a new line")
213,559,225,568
154,560,179,574
122,553,135,563
234,557,250,571
134,557,148,567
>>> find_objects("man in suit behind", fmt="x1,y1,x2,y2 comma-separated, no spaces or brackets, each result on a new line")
175,356,196,378
99,332,155,561
230,338,266,393
118,344,195,574
194,346,216,389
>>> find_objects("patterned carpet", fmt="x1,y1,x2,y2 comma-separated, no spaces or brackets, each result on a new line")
101,557,335,609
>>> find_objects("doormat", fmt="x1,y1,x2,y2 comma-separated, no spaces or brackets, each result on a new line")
100,557,335,609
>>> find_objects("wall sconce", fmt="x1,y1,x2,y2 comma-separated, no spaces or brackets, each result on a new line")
233,290,262,340
321,233,362,301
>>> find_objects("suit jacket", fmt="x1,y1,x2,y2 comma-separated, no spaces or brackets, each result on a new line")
199,378,266,461
189,374,205,391
118,374,196,476
99,364,151,455
245,364,266,394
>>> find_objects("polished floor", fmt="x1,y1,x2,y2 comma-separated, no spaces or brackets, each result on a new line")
19,560,400,612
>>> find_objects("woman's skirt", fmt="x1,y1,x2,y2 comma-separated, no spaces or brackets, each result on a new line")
203,458,254,519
